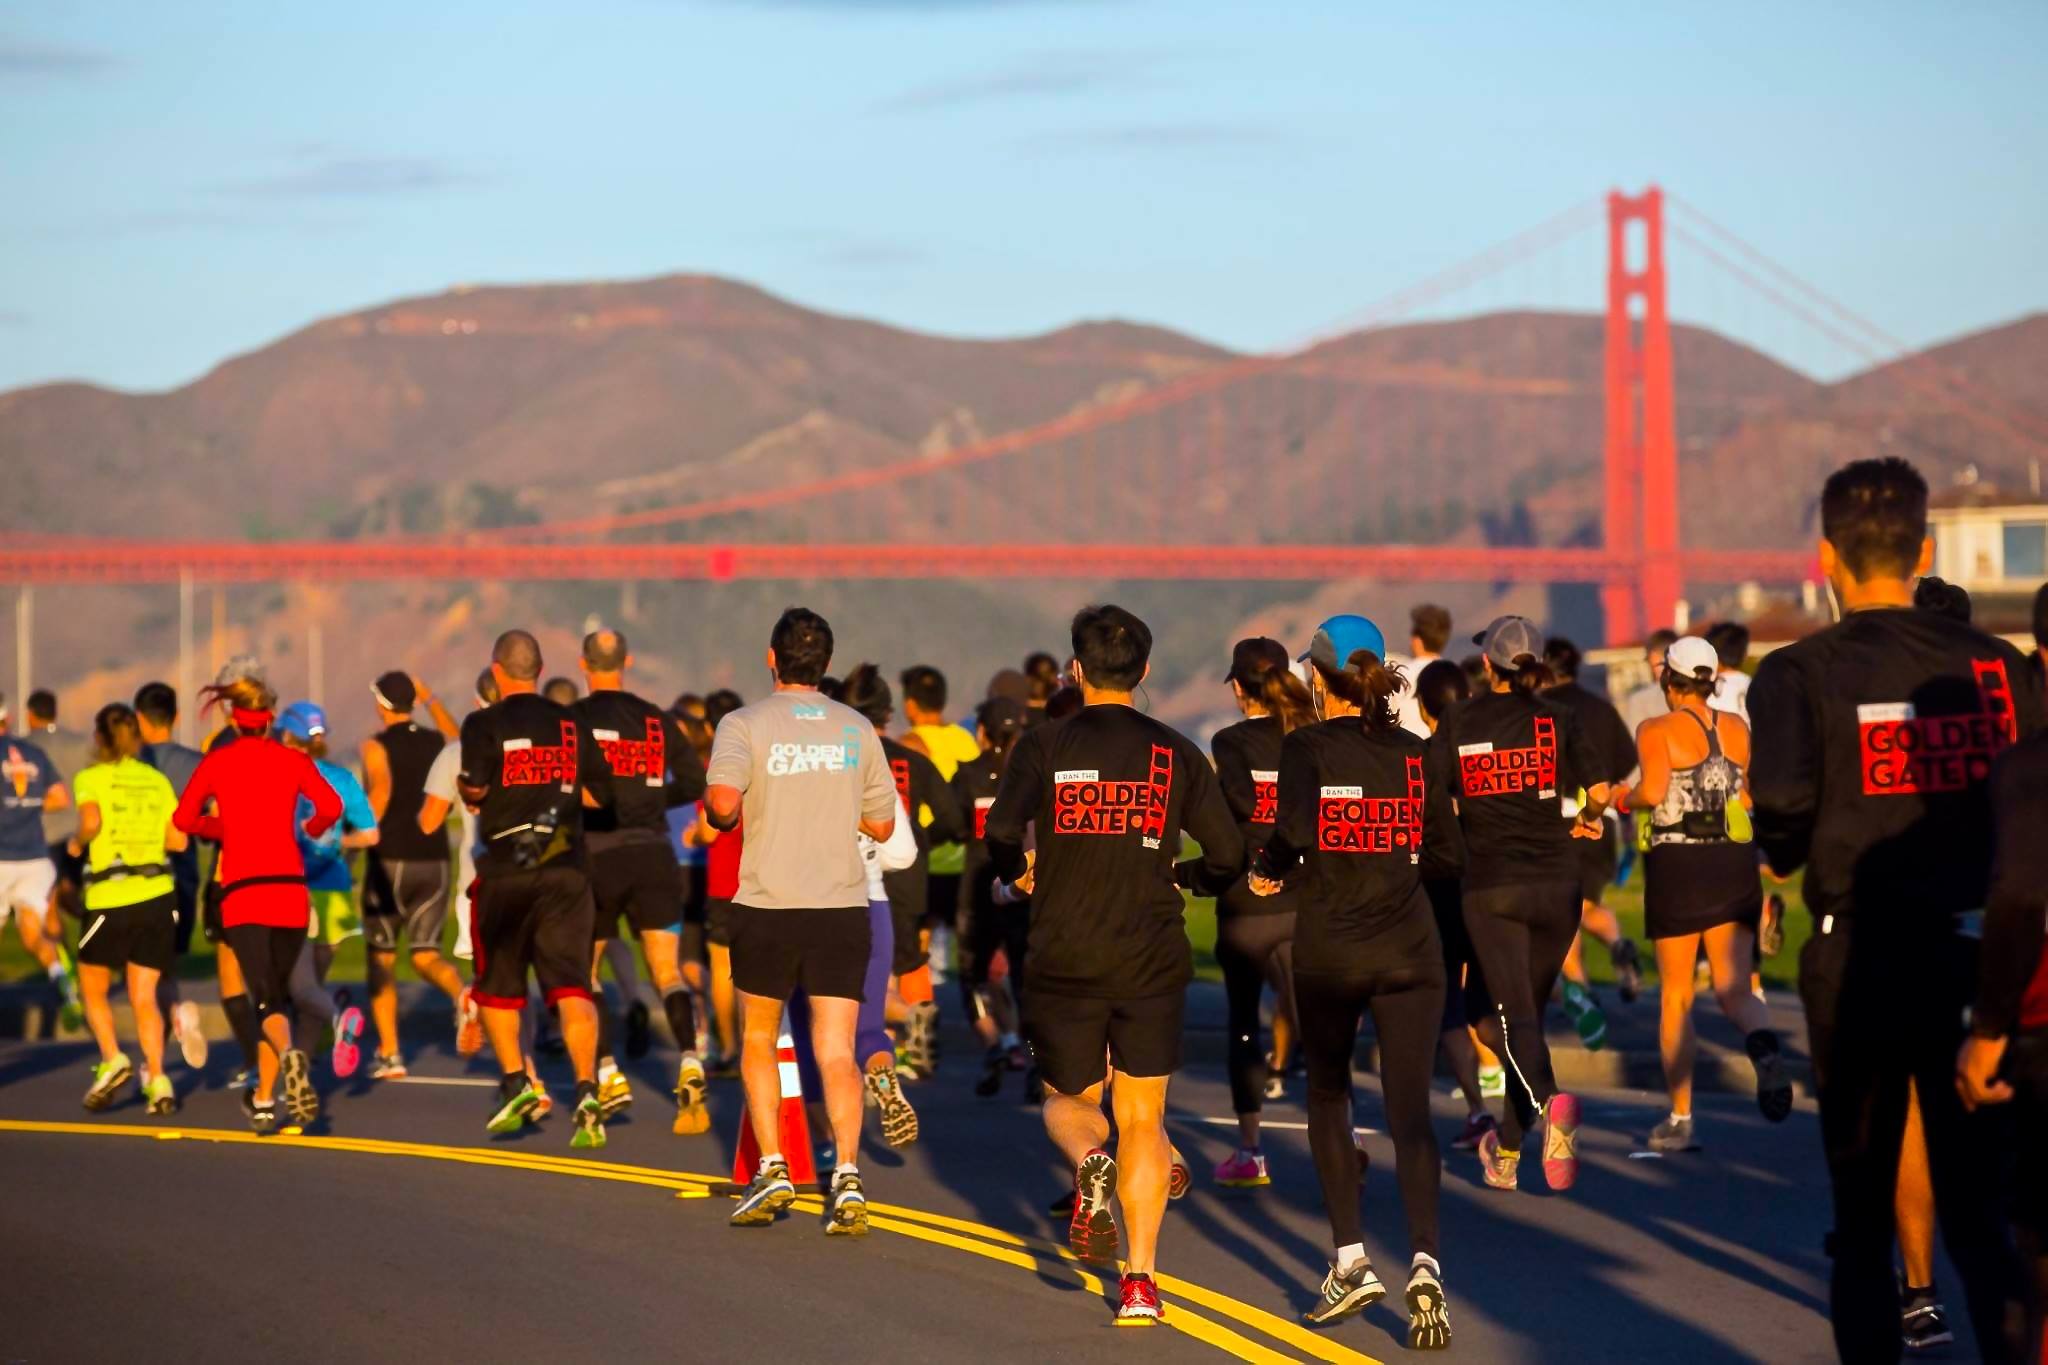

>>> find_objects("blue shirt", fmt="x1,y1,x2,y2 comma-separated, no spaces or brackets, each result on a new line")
0,736,59,862
298,758,376,892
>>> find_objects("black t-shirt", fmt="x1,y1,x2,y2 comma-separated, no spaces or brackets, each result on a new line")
1434,689,1592,889
1546,682,1637,789
985,705,1243,999
460,693,613,872
1978,732,2048,1035
1749,606,2045,932
372,721,450,861
571,689,704,855
951,746,1006,917
1211,716,1298,918
881,735,965,923
1257,717,1463,969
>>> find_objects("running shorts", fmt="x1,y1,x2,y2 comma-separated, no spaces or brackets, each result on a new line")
0,857,56,923
589,842,683,940
706,897,734,949
76,893,177,973
364,856,451,953
222,922,306,1020
1576,819,1619,905
678,921,707,968
728,904,869,1003
308,888,363,948
890,897,925,977
1022,988,1184,1096
680,861,707,926
470,862,596,1010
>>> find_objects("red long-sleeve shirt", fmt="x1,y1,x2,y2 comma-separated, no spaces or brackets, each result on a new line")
174,735,341,929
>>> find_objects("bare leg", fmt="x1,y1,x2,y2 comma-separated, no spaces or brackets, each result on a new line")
1897,1082,1938,1291
255,1012,290,1103
1562,929,1591,987
369,948,401,1057
411,948,466,1005
1044,1077,1112,1166
1654,933,1701,1115
738,992,788,1157
1440,1025,1485,1115
708,943,737,1057
80,962,118,1059
558,996,598,1083
806,994,865,1161
1703,923,1770,1035
1111,1073,1172,1276
15,903,60,971
482,1004,524,1077
128,963,165,1078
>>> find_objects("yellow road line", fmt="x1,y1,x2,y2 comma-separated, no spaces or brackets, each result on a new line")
1,1120,1378,1363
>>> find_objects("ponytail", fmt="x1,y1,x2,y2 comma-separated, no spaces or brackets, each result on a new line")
199,675,279,733
1252,663,1316,735
1505,655,1553,696
1312,650,1406,732
92,703,142,764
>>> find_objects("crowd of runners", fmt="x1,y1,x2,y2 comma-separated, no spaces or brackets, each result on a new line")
4,455,2048,1360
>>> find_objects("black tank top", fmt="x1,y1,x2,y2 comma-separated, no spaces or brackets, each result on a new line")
375,721,448,860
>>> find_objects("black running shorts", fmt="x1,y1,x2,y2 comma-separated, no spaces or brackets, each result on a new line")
364,856,451,953
589,842,683,940
680,861,707,926
728,904,869,1003
1022,988,1184,1096
706,897,734,949
470,862,597,1010
76,893,178,974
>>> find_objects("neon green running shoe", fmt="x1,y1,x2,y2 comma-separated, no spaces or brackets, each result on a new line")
84,1053,133,1111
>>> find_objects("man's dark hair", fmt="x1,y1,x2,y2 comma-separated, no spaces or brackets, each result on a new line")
1542,636,1582,681
671,692,706,719
1459,655,1489,691
492,629,543,682
25,689,55,723
1410,603,1452,654
770,607,834,686
476,667,501,706
705,689,744,727
542,677,579,705
133,681,179,727
582,629,629,672
1704,621,1752,669
1646,627,1680,654
838,664,892,728
1415,658,1472,726
1022,651,1059,682
1913,576,1974,625
900,664,947,713
1821,457,1928,581
1071,604,1152,691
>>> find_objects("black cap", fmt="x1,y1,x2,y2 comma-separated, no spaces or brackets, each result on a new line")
371,671,417,712
1225,637,1289,686
976,696,1026,739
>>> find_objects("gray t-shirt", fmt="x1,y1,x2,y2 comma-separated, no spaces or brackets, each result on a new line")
705,690,896,910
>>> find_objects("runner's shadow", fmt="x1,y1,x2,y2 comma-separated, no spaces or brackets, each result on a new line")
0,1039,95,1086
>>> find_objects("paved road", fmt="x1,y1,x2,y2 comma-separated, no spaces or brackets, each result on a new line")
0,1012,1964,1363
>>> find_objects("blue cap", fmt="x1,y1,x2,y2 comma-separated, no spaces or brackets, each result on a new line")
1303,614,1387,672
276,701,327,742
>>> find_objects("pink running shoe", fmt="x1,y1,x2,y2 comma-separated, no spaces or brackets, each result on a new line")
1213,1148,1270,1188
332,1004,365,1079
1542,1093,1581,1191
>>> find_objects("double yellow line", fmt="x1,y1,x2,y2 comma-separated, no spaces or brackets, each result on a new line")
0,1119,1382,1364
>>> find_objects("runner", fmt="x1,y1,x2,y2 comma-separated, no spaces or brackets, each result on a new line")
693,688,746,1076
1618,629,1682,736
1750,457,2041,1363
1436,615,1613,1195
952,695,1033,1098
1249,614,1460,1349
274,702,374,1079
707,608,898,1234
1704,622,1753,723
1207,637,1314,1187
570,629,711,1135
133,682,208,1068
458,630,614,1149
542,677,580,707
668,693,717,1063
194,656,270,1088
70,703,187,1116
1612,636,1791,1152
1393,603,1451,738
984,604,1244,1324
899,664,980,989
173,675,343,1133
1022,651,1061,725
359,670,463,1079
0,694,78,1025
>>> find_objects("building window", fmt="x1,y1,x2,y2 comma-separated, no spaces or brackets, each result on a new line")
2005,521,2047,580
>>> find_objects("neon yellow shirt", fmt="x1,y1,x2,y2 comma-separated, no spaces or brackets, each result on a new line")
73,757,177,910
908,723,982,875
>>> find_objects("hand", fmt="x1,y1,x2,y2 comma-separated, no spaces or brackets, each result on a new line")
65,839,83,859
1012,850,1036,896
1569,813,1605,840
1247,874,1282,898
1955,1033,2012,1112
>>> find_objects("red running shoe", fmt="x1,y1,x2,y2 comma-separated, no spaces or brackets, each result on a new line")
1167,1145,1192,1201
1115,1273,1163,1326
1542,1093,1581,1191
1069,1147,1120,1264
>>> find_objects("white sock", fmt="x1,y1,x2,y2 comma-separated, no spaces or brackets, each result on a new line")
758,1152,784,1175
1670,1109,1691,1123
1337,1242,1367,1272
598,1059,619,1081
1412,1252,1441,1279
835,1161,859,1178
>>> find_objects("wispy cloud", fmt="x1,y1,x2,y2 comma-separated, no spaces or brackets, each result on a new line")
875,49,1160,113
0,36,114,77
1026,122,1286,152
214,154,480,199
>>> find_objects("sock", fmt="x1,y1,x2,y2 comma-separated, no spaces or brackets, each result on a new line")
662,986,697,1058
1412,1252,1441,1279
500,1071,529,1101
222,993,261,1070
1337,1242,1367,1272
759,1152,784,1176
597,1057,619,1081
835,1161,858,1177
1670,1109,1692,1123
575,1078,598,1103
1903,1279,1937,1305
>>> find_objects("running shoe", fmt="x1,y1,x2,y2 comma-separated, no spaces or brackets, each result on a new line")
486,1083,542,1135
973,1046,1005,1098
1541,1092,1581,1191
625,1000,652,1060
1611,938,1644,1005
1263,1073,1286,1101
864,1056,919,1147
1167,1146,1191,1201
248,1098,280,1136
1477,1129,1519,1191
281,1049,320,1126
1648,1115,1696,1152
1115,1273,1163,1327
173,1000,209,1070
1213,1148,1270,1188
730,1158,797,1227
144,1071,177,1117
1069,1148,1121,1264
1450,1111,1497,1152
369,1053,407,1081
1748,1034,1794,1123
530,1081,554,1121
455,989,484,1058
331,1003,365,1079
227,1067,253,1091
1759,893,1787,958
571,1093,607,1149
1560,981,1608,1050
55,956,83,1033
1303,1258,1384,1324
82,1053,133,1111
1478,1063,1505,1099
598,1069,633,1119
1406,1260,1452,1351
904,1000,938,1077
673,1055,711,1136
1901,1285,1954,1351
826,1168,869,1237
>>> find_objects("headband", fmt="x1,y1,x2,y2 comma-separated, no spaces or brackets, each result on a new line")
231,705,274,729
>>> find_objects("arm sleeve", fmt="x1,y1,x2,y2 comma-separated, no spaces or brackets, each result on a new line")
704,713,753,793
916,754,968,845
1178,740,1246,896
1254,730,1315,881
1975,743,2048,1036
1748,651,1819,875
172,754,222,841
662,714,706,808
984,730,1045,883
1420,737,1467,882
858,722,897,826
298,753,344,839
877,795,919,872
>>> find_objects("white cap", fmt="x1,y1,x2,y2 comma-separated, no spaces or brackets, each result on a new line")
1665,636,1720,685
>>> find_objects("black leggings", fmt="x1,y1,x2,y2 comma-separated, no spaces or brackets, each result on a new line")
1461,881,1578,1153
958,895,1029,1025
1296,961,1446,1258
223,923,309,1025
1215,912,1296,1116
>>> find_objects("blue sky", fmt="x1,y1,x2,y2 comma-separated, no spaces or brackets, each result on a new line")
1,0,2042,393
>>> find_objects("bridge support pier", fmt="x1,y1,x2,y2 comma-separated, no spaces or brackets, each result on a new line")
1602,186,1681,645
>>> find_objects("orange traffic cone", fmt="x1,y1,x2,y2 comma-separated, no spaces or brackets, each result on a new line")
724,1028,819,1191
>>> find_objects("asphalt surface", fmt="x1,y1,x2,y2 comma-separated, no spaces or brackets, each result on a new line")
0,1007,1972,1364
